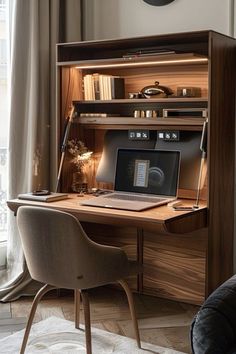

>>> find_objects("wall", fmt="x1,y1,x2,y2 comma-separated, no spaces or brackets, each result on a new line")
83,0,234,40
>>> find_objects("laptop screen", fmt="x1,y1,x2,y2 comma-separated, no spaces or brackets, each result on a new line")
115,149,180,197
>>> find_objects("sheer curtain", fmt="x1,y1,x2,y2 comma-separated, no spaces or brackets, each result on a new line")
0,0,82,301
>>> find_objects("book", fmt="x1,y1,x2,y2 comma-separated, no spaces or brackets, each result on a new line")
92,73,100,100
83,74,125,100
102,76,124,99
123,49,176,59
83,75,90,100
103,75,109,100
110,77,125,99
18,192,69,202
83,74,95,100
98,75,104,100
79,113,120,117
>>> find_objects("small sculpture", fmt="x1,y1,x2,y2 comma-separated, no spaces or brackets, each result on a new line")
141,81,173,98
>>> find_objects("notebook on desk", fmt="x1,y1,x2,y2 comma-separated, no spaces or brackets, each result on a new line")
81,148,180,211
18,192,68,202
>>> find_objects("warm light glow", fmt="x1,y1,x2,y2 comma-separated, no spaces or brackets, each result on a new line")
77,151,93,161
75,58,208,69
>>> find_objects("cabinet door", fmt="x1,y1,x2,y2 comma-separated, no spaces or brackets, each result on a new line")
143,229,207,304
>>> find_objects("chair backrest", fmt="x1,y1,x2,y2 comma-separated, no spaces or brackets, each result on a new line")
17,206,130,290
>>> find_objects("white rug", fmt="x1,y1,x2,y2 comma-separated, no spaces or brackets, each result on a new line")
0,316,186,354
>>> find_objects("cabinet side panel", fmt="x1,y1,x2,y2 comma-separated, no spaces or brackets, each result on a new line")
143,229,207,304
207,33,236,294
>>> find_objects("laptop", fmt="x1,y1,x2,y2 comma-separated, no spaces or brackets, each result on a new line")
81,148,180,211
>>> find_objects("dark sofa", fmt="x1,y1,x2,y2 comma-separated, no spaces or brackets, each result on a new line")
191,275,236,354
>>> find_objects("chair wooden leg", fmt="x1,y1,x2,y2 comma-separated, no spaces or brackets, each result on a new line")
20,284,56,354
75,289,81,329
81,290,92,354
118,279,141,348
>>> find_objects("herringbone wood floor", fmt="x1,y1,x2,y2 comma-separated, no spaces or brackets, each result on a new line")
0,287,199,353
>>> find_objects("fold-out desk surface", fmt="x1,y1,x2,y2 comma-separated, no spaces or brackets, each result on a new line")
7,194,207,234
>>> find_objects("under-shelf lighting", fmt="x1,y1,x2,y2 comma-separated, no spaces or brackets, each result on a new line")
75,57,208,69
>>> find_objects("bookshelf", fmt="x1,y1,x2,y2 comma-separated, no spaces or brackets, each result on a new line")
56,31,236,304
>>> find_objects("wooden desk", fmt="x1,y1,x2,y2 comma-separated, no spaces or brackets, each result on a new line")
7,194,207,234
7,194,207,305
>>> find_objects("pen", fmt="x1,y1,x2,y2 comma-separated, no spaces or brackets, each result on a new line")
173,206,194,211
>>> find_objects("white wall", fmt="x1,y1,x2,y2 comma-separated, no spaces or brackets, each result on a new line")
84,0,234,40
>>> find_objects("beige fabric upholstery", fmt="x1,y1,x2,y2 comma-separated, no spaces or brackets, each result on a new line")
17,206,140,289
17,206,142,354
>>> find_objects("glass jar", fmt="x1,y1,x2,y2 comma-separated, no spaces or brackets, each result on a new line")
71,171,88,193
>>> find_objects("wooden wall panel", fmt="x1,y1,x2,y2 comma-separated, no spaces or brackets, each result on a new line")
143,229,207,304
61,68,83,122
124,64,208,99
87,64,208,99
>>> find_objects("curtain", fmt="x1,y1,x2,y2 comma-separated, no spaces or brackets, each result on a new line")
0,0,82,302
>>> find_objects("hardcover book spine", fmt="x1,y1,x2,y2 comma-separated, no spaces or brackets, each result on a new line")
111,77,125,99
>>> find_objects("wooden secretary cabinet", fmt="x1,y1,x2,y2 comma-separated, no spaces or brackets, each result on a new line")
56,31,236,305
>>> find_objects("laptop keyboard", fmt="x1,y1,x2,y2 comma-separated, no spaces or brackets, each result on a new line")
104,194,165,203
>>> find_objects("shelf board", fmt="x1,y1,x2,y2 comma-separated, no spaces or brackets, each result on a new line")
57,53,208,68
75,116,205,130
73,97,208,105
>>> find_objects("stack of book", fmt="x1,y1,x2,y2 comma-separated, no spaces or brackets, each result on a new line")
83,74,125,100
18,192,68,202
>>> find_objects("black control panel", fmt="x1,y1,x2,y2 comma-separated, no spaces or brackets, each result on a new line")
128,130,150,140
158,131,179,141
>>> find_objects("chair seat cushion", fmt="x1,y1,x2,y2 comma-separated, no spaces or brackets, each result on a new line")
191,275,236,354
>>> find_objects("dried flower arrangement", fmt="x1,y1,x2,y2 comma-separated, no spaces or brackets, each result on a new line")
67,139,93,170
